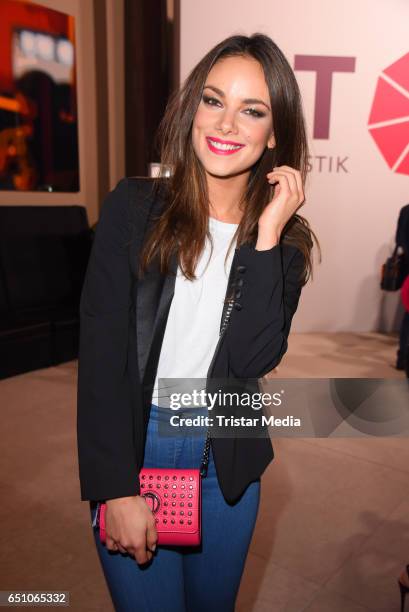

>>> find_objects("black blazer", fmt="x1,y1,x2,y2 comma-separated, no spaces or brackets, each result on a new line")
77,177,305,504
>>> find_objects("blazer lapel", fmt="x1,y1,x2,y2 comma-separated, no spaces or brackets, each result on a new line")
136,252,177,385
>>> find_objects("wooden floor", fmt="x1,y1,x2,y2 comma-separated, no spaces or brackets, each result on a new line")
0,332,407,611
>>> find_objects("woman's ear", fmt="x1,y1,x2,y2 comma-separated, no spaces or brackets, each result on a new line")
267,133,275,150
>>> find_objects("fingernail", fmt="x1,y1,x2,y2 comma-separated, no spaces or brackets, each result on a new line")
151,544,156,551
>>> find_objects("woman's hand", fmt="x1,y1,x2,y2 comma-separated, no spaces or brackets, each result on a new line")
104,495,158,564
256,165,305,251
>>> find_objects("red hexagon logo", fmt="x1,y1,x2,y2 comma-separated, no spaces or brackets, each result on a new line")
368,52,409,175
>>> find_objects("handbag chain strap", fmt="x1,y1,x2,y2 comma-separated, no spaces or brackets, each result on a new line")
199,295,235,477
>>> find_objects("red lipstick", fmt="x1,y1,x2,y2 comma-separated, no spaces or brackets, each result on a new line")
205,136,245,156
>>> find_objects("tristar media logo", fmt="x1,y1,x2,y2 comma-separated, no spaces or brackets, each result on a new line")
368,52,409,176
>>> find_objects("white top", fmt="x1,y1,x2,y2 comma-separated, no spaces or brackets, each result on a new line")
152,216,238,407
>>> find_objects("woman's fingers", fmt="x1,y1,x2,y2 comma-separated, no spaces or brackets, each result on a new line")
116,542,128,554
267,171,299,205
266,166,305,207
106,538,127,555
146,518,158,554
105,536,119,552
272,165,304,202
259,165,306,234
130,537,152,564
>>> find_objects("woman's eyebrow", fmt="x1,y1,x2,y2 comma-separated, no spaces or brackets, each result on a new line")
203,84,271,111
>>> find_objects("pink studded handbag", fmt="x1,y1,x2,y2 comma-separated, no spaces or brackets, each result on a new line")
98,467,202,546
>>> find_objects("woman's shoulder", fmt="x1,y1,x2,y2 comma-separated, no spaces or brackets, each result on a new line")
104,176,160,207
100,177,167,225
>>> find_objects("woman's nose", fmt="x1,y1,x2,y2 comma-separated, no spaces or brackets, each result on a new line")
216,110,239,135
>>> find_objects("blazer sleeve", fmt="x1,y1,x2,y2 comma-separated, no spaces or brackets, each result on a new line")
77,178,140,502
224,244,305,379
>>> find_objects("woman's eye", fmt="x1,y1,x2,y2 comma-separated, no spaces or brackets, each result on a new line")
245,108,265,118
202,95,221,107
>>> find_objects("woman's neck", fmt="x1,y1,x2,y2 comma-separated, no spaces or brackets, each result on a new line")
207,171,249,224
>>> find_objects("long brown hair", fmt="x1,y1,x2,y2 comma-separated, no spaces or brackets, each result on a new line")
140,33,320,283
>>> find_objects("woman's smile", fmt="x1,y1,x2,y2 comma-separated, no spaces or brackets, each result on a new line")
205,136,246,155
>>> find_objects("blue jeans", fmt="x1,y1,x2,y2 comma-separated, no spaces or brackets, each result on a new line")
89,405,260,612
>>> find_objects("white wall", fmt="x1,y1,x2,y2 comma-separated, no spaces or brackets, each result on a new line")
180,0,409,332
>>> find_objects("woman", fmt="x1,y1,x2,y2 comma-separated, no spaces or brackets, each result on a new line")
77,33,318,611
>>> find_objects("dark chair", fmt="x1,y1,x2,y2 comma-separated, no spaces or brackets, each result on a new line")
0,205,93,379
